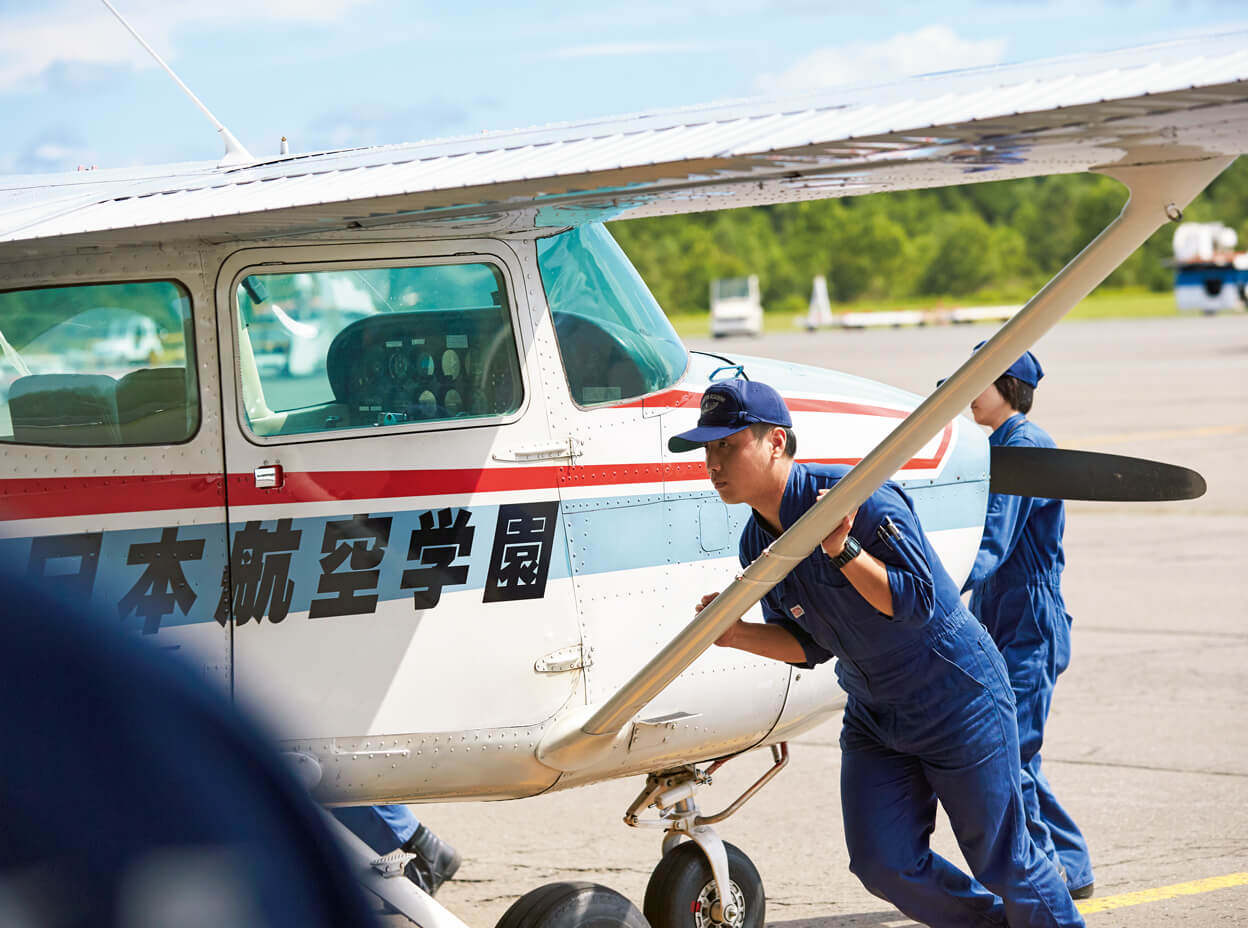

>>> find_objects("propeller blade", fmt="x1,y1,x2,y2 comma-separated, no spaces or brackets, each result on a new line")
989,446,1207,501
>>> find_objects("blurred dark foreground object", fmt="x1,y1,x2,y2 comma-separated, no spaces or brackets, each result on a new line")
0,577,378,928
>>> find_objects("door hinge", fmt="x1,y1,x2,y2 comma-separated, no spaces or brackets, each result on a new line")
534,644,592,673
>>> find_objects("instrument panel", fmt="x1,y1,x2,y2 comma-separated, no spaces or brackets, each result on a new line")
326,311,522,428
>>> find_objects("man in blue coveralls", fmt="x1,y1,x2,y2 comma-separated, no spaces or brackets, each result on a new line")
961,346,1095,899
672,379,1083,927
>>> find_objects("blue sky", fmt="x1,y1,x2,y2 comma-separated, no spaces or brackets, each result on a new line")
1,0,1245,175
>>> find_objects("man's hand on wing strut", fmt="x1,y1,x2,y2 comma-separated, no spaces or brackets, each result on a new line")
698,592,741,647
816,489,858,558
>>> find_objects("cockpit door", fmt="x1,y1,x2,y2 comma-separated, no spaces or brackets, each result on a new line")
0,258,231,690
214,241,584,755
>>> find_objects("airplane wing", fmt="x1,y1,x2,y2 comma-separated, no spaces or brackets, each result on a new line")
2,33,1248,255
6,31,1247,774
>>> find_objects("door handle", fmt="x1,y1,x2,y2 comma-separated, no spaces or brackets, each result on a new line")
254,464,284,489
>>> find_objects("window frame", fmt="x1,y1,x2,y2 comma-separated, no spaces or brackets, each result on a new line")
219,244,532,447
0,276,202,448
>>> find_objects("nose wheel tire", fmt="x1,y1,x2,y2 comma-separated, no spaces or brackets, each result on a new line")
643,842,764,928
494,881,649,928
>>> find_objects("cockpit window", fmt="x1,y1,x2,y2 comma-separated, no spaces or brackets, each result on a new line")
0,281,198,447
537,223,687,406
235,262,522,438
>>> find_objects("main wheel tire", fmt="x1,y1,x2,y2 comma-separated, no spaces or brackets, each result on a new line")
643,842,764,928
495,881,650,928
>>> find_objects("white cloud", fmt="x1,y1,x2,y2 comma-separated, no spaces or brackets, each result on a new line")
307,101,469,150
548,39,745,60
0,0,375,94
754,25,1008,94
32,141,78,161
12,127,95,174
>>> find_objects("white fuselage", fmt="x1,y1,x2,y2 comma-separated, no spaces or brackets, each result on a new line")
0,226,987,805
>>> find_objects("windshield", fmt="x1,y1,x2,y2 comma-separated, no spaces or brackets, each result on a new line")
537,223,687,406
713,277,751,300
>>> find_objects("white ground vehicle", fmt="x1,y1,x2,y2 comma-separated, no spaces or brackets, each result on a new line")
93,310,164,365
709,276,763,337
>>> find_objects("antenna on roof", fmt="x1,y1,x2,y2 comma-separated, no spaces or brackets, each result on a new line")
99,0,255,167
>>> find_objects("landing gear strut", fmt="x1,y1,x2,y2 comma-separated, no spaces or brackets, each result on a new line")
624,743,788,928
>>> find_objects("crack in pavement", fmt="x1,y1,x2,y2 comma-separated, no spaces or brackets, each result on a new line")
1079,626,1248,639
1052,756,1248,777
791,742,1248,778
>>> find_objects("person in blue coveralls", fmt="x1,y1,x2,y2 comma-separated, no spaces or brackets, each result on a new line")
960,345,1095,900
333,805,462,896
671,378,1084,928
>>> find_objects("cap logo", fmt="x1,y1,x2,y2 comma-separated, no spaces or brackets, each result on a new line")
666,380,791,453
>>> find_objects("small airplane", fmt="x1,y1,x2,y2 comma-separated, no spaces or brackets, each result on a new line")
0,14,1239,927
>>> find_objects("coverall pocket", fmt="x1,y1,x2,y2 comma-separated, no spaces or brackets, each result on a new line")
813,560,851,589
976,639,1017,707
927,644,987,693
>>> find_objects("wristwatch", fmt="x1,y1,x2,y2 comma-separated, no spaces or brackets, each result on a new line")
828,534,862,569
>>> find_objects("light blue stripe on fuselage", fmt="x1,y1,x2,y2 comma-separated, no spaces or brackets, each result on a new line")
565,478,985,577
0,473,984,632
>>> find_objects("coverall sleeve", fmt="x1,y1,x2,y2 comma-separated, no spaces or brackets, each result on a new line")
963,489,1034,591
840,487,935,627
742,534,834,668
761,600,833,668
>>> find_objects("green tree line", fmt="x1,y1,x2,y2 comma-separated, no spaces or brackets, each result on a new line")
610,158,1248,317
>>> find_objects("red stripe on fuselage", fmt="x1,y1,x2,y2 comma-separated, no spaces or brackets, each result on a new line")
0,473,227,521
0,422,950,522
0,386,952,520
636,389,913,420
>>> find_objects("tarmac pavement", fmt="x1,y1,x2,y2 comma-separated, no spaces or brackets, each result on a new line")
394,314,1248,927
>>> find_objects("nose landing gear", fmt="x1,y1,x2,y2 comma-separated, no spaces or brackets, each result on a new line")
625,744,787,928
492,744,787,928
644,841,762,928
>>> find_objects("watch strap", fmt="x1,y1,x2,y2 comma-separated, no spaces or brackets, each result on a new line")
829,534,861,569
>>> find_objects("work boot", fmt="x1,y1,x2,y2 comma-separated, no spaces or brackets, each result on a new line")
1059,863,1095,900
401,824,461,896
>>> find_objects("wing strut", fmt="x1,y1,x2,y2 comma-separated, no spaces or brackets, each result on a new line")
537,153,1235,773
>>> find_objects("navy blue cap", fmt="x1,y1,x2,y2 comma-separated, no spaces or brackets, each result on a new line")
973,340,1044,387
668,380,792,453
938,342,1045,388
